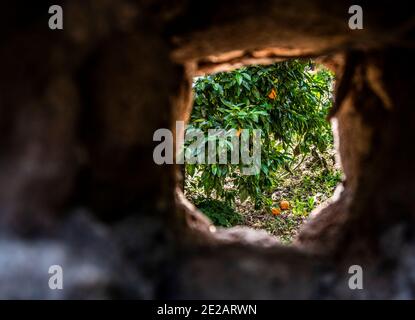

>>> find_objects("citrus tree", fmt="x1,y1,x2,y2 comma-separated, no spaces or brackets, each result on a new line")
186,60,334,208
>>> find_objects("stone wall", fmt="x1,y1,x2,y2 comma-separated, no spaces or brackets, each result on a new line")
0,0,414,298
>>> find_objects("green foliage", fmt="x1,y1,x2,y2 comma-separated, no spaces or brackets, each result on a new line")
193,198,242,227
186,60,335,208
290,169,342,216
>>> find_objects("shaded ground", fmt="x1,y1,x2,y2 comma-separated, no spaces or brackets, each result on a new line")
186,148,342,243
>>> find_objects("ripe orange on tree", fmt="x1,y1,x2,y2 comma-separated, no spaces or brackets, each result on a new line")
268,88,277,99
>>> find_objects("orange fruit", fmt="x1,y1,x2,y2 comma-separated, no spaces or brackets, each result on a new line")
271,207,281,215
279,200,290,210
236,128,242,137
268,88,277,99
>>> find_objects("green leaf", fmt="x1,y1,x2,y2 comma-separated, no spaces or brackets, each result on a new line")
235,73,243,85
242,73,251,81
187,165,195,177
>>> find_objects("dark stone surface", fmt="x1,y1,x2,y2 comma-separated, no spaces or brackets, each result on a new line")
0,0,414,299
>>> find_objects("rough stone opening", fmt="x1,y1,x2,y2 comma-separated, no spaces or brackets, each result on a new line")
179,59,342,244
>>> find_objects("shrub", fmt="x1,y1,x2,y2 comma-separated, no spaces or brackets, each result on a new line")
193,198,242,227
186,60,334,208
